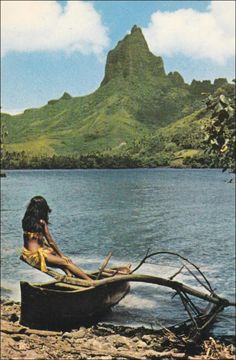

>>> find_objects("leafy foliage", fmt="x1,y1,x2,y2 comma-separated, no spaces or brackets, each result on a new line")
204,84,235,171
0,123,8,163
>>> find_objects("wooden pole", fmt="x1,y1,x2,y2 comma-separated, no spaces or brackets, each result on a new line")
56,273,235,307
96,252,112,279
91,274,234,307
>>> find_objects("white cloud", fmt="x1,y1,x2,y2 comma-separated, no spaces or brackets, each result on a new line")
142,1,235,64
1,1,109,57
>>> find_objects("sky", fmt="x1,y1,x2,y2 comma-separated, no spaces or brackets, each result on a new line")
1,0,235,114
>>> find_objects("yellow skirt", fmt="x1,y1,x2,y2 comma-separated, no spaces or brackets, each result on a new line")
22,247,51,272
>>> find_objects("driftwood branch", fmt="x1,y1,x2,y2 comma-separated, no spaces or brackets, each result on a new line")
96,251,112,279
130,248,151,274
92,274,235,307
183,264,211,293
178,289,199,331
131,251,214,293
181,291,201,316
169,265,185,280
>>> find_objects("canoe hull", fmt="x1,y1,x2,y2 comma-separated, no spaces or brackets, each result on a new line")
20,280,130,330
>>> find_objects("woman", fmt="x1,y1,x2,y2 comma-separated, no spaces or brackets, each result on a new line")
21,196,92,281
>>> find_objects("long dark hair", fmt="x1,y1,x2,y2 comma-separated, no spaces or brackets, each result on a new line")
22,196,51,233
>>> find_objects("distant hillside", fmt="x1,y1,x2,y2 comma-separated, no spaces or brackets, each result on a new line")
1,25,232,167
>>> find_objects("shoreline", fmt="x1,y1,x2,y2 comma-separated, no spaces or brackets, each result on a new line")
2,167,235,172
1,300,235,360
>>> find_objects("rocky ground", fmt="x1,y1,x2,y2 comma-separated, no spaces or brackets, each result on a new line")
0,301,235,360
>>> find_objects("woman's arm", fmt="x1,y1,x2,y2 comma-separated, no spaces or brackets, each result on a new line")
40,220,73,276
40,220,66,258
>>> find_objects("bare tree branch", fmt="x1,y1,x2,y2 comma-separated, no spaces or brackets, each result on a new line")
131,251,214,294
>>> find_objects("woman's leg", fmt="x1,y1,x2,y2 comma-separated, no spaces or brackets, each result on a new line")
45,249,73,276
46,253,92,281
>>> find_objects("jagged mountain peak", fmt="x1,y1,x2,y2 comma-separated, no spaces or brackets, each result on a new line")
131,24,141,33
101,25,165,86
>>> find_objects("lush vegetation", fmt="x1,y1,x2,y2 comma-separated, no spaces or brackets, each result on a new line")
1,26,233,170
1,108,214,169
204,83,235,172
0,123,8,175
0,123,8,158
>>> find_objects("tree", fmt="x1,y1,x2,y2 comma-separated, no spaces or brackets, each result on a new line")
204,82,235,172
0,123,8,176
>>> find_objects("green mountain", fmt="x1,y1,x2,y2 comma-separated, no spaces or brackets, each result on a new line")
1,25,229,163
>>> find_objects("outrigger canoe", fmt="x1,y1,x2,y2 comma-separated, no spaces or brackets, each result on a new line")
20,251,235,337
20,276,130,330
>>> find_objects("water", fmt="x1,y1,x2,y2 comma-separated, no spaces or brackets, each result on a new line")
1,169,235,335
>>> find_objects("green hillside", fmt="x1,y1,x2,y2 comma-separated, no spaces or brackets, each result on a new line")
1,25,231,167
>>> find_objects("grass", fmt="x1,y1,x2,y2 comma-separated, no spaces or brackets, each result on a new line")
5,138,58,156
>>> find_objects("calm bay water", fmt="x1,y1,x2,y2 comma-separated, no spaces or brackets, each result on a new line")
1,169,235,334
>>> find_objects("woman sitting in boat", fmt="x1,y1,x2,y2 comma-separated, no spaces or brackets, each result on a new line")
21,196,92,281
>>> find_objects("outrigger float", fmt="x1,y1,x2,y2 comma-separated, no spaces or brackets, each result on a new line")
20,251,235,342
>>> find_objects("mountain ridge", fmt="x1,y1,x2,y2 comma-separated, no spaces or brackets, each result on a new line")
1,25,231,162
